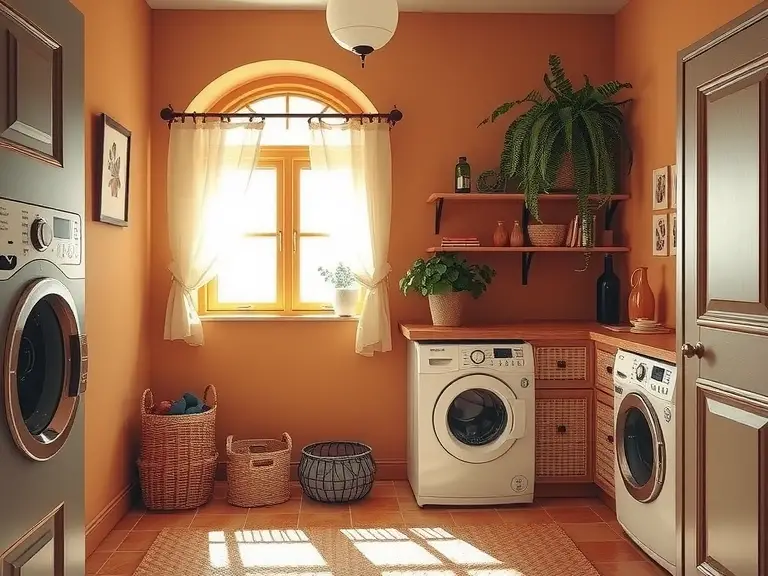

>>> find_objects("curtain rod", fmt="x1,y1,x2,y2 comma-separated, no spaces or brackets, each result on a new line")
159,105,403,126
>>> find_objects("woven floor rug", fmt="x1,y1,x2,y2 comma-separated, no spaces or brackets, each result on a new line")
133,523,599,576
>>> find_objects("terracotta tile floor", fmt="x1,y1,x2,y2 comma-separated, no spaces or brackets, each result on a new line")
87,481,668,576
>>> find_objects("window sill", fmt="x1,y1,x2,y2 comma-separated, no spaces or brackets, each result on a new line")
200,314,359,322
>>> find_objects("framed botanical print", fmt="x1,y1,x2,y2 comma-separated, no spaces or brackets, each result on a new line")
670,212,677,256
669,164,677,209
652,166,669,210
98,114,131,226
653,213,669,256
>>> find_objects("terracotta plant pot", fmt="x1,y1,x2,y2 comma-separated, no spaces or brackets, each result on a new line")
428,292,465,327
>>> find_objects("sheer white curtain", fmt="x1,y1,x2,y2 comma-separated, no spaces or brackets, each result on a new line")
309,120,393,356
164,120,264,345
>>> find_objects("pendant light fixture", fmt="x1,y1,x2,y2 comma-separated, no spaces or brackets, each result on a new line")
326,0,399,68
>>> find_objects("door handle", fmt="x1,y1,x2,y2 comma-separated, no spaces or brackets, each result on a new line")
681,342,705,359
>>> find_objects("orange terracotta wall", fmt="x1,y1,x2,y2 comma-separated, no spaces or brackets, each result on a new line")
615,0,759,326
149,11,615,471
68,0,152,527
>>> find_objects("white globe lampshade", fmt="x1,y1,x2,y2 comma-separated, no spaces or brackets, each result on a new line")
326,0,399,67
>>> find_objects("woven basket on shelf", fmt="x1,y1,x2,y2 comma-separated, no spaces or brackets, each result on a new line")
140,385,217,462
527,224,567,247
138,453,218,510
226,434,292,508
428,292,465,327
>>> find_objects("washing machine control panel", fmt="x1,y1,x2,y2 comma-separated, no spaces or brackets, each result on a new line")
460,344,532,370
614,350,677,402
0,197,82,280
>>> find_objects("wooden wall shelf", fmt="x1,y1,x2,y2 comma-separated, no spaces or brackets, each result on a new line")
429,192,630,235
428,246,631,285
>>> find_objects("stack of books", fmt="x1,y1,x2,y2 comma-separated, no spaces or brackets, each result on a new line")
565,215,598,248
441,236,480,248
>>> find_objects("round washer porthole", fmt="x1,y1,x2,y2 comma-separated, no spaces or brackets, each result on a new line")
433,373,522,464
4,278,84,462
615,391,665,503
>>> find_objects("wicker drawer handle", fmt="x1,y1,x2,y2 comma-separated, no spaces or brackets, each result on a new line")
606,365,613,375
556,360,567,369
557,425,567,434
607,435,614,444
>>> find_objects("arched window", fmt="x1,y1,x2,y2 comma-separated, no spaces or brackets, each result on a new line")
205,87,352,315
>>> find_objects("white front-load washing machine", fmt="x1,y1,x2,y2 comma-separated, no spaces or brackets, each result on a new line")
407,340,535,506
613,349,677,574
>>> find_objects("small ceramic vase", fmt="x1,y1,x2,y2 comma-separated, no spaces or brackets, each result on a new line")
493,221,509,247
509,220,524,247
628,267,656,323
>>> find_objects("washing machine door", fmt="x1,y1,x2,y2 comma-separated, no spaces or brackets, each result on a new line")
433,373,525,464
615,391,665,503
4,278,88,461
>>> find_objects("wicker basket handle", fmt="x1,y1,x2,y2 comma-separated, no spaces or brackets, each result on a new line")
226,435,234,456
141,389,154,415
203,385,218,408
282,432,292,451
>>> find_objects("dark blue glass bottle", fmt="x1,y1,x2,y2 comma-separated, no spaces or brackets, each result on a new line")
596,255,620,324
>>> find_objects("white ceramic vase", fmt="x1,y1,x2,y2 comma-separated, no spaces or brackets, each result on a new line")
334,288,358,317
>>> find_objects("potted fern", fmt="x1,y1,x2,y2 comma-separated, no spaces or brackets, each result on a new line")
399,253,495,327
480,55,632,260
318,263,358,317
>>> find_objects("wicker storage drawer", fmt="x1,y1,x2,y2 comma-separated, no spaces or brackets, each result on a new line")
535,390,592,482
535,346,588,382
595,399,615,496
595,348,616,397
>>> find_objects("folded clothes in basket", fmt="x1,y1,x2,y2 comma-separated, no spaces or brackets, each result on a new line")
152,392,210,415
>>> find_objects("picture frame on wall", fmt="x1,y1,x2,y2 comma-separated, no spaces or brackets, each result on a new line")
652,166,669,210
670,164,677,209
653,213,669,256
670,212,677,256
98,114,131,227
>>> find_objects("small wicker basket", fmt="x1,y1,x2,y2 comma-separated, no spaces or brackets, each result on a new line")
528,224,567,247
226,434,292,508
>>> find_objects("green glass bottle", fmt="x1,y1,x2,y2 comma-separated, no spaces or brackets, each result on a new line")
455,156,471,193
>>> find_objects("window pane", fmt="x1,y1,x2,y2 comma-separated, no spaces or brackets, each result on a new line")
299,236,336,304
299,168,343,234
242,167,277,233
288,96,328,137
246,95,287,142
217,237,277,304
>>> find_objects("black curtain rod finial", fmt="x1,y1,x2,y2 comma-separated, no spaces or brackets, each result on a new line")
160,107,175,122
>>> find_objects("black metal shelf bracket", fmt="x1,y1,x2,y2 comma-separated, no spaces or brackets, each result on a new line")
605,201,619,230
434,198,444,234
522,252,534,285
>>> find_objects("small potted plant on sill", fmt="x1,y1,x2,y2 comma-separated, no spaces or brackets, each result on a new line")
399,253,496,327
318,263,358,317
479,54,632,267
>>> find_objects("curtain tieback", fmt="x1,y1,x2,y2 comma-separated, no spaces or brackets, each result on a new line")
356,263,391,291
168,263,195,294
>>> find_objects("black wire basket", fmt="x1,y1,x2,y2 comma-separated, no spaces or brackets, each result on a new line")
298,441,376,503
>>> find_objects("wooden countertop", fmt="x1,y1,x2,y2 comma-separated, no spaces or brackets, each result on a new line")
399,322,677,363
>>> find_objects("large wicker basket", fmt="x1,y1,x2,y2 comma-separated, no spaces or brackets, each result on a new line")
140,385,217,462
138,453,218,510
528,224,567,247
226,434,292,508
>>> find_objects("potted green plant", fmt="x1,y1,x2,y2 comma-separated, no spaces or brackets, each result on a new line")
399,253,496,327
480,54,632,258
318,263,358,317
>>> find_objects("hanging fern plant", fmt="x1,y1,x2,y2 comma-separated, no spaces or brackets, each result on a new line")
479,55,632,268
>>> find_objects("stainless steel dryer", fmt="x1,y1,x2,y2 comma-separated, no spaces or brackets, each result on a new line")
0,0,87,574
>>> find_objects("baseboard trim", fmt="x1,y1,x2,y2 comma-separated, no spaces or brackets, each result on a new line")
534,482,598,498
85,483,136,557
215,459,407,482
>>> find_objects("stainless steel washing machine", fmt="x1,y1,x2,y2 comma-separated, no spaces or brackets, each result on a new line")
0,1,87,574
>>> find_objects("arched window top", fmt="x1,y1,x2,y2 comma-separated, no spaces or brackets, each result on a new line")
234,91,346,146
